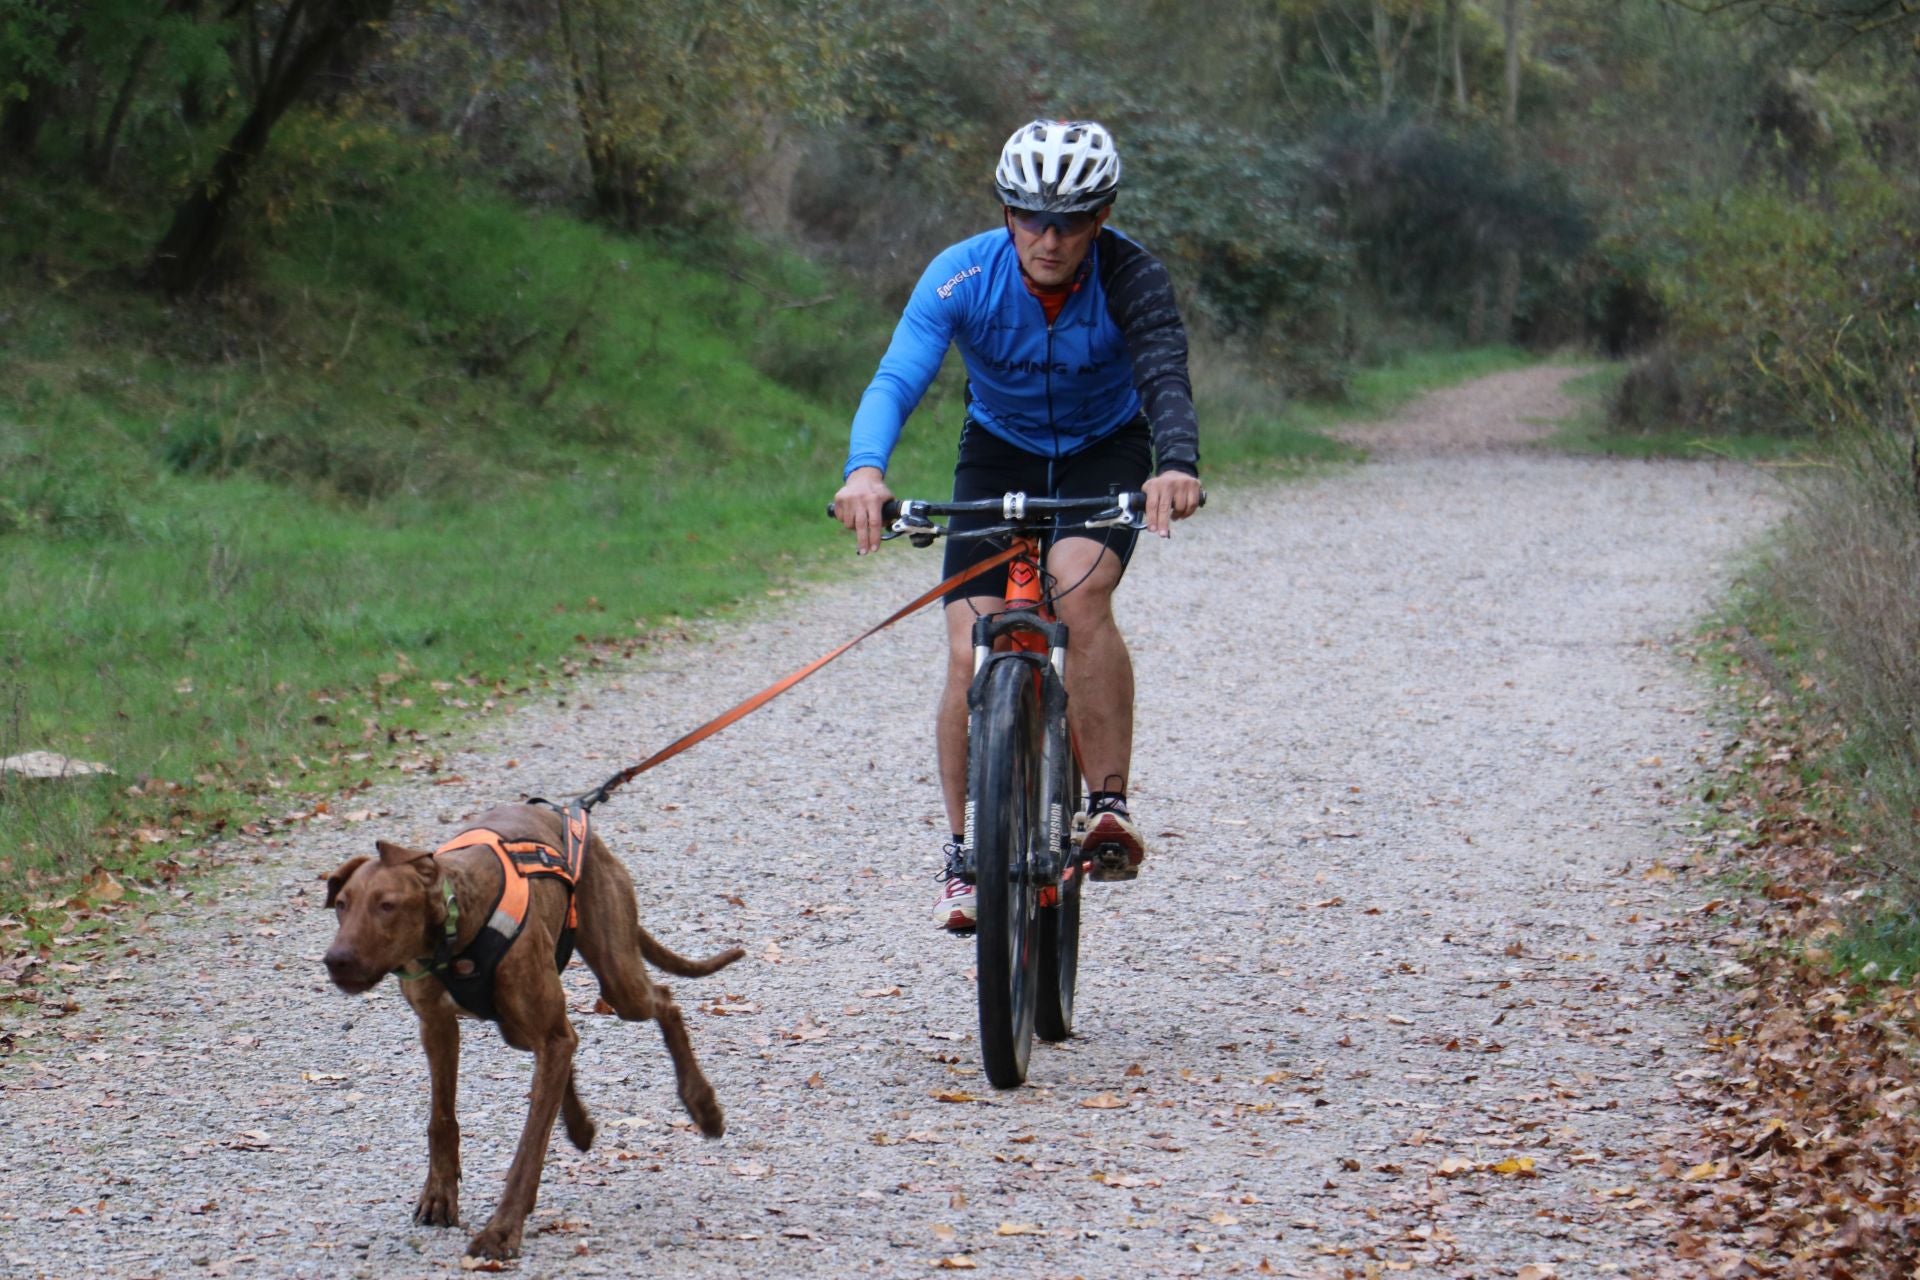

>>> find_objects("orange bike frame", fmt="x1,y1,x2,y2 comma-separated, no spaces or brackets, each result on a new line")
971,533,1081,905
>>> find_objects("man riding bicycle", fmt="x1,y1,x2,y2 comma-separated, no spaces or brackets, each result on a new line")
831,119,1203,931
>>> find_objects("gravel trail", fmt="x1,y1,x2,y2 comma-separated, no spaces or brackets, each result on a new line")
2,366,1783,1278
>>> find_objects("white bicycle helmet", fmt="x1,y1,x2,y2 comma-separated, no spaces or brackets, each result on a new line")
993,119,1122,212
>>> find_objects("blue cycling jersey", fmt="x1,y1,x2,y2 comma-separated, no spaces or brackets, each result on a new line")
845,228,1148,477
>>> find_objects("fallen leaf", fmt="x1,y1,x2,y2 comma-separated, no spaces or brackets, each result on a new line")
933,1255,977,1269
930,1089,979,1104
1080,1092,1128,1109
996,1222,1044,1236
1489,1156,1537,1177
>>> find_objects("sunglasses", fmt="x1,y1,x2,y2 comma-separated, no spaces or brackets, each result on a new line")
1009,208,1098,237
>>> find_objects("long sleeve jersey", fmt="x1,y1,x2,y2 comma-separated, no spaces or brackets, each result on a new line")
843,226,1200,478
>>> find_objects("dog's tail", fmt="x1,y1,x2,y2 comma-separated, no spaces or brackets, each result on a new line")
636,923,745,977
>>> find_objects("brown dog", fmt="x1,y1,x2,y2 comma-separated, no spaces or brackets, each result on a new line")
322,802,743,1260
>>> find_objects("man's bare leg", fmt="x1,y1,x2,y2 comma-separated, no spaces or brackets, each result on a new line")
1045,539,1132,797
940,596,1004,838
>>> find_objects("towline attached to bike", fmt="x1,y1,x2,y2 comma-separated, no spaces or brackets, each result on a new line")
555,489,1181,1090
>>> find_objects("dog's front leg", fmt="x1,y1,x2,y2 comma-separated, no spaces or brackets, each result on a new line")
411,988,463,1227
465,1017,577,1260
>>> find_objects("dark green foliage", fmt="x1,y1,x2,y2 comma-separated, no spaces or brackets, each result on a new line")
1314,117,1593,333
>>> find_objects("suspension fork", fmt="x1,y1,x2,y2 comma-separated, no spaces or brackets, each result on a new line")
967,538,1074,884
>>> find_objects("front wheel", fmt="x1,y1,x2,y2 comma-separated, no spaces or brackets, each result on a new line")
969,659,1042,1089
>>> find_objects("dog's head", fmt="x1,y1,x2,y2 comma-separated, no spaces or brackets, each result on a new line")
321,840,446,995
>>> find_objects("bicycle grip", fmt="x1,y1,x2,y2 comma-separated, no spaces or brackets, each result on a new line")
826,500,902,522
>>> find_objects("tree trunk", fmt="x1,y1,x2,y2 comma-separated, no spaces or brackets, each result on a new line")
93,35,160,182
3,25,85,163
555,0,613,219
1450,0,1468,113
147,0,396,292
1372,0,1394,116
1492,0,1523,342
1501,0,1520,145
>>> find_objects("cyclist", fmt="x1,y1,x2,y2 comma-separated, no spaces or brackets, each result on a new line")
832,119,1203,931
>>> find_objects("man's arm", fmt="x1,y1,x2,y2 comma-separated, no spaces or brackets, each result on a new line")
836,258,961,552
1100,232,1203,535
844,263,962,478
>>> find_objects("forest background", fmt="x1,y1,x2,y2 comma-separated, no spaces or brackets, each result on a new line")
5,0,1920,1266
4,0,1920,1150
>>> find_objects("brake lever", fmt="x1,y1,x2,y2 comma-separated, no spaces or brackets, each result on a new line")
1081,507,1146,531
883,513,944,547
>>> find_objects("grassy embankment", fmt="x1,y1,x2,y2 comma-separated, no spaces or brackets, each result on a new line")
3,157,1522,933
1548,365,1810,460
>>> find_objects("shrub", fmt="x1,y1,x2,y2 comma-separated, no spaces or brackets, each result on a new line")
0,444,135,540
1115,120,1351,396
1311,116,1593,342
1616,152,1912,436
1767,387,1920,890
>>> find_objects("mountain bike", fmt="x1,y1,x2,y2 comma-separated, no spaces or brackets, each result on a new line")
852,489,1162,1087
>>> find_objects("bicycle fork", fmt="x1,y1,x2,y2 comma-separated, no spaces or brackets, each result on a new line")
964,607,1075,893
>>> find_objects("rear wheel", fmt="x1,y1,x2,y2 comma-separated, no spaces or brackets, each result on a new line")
970,659,1042,1089
1036,759,1081,1043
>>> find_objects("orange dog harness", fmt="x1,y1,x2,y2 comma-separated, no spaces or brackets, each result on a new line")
405,811,589,1020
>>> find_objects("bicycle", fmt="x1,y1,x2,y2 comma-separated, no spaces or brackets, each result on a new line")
836,488,1171,1088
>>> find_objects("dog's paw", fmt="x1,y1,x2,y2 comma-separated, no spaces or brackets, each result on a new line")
414,1183,459,1228
466,1223,523,1261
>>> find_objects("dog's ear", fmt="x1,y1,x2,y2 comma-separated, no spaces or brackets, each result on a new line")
376,839,433,868
323,856,370,908
377,839,441,889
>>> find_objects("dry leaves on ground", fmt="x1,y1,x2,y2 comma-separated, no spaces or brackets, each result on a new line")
1659,637,1920,1274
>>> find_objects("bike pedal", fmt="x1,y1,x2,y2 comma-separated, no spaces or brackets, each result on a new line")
1084,843,1140,883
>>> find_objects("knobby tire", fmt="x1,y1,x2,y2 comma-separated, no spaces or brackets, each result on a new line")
970,659,1042,1088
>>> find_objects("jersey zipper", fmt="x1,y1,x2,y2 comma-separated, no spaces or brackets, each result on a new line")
1044,319,1055,437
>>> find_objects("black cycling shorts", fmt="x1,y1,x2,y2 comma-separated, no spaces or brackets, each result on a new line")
940,416,1153,605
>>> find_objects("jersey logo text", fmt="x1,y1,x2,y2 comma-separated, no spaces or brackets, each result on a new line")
936,265,982,299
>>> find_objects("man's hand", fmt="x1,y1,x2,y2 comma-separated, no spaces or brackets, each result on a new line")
833,467,895,555
1141,470,1203,538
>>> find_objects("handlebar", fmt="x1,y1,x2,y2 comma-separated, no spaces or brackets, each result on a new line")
826,488,1205,544
828,492,1148,523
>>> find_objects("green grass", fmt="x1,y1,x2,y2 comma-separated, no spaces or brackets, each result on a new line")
0,150,959,911
1698,585,1920,988
1546,365,1809,460
0,135,1547,923
1286,345,1540,435
1194,344,1547,474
